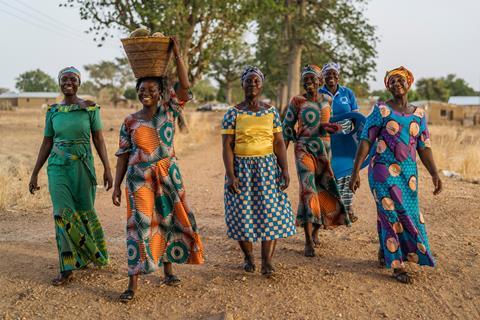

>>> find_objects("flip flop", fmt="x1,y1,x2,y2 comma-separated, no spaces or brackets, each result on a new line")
119,290,135,303
163,275,181,286
392,270,413,284
243,258,256,273
51,271,73,286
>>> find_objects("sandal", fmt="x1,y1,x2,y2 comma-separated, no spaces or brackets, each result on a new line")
163,275,181,286
51,271,73,286
349,212,358,223
261,265,275,278
392,270,413,284
243,258,256,273
304,244,315,257
119,289,135,303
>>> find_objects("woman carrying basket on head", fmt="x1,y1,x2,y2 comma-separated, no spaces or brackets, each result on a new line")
29,67,112,286
112,37,203,303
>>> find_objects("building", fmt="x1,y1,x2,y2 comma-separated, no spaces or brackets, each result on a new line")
411,98,480,126
0,92,60,108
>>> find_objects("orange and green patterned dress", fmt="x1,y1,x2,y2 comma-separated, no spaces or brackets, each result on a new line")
116,89,204,275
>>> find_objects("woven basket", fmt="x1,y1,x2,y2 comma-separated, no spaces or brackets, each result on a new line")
121,36,172,78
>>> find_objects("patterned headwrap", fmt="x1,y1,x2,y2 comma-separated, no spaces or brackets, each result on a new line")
58,66,81,84
301,64,323,80
384,66,414,89
240,66,264,87
321,62,340,76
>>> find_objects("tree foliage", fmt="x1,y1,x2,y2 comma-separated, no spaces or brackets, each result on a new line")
415,74,476,102
209,37,252,104
255,0,377,109
63,0,252,85
191,79,217,103
0,88,9,95
15,69,57,92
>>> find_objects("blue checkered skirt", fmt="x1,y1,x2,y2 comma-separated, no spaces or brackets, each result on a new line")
224,154,296,241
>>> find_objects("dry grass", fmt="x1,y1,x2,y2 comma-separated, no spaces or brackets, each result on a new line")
429,125,480,180
0,106,221,212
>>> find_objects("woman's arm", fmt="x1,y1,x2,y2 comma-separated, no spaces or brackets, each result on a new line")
349,140,372,193
92,130,113,190
418,148,442,195
171,36,190,101
273,132,290,190
29,136,53,194
222,134,240,194
112,154,129,206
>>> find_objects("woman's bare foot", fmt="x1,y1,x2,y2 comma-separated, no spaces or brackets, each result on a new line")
243,256,256,272
392,268,413,284
304,242,315,257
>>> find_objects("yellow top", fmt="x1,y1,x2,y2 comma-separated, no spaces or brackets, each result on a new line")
221,106,282,157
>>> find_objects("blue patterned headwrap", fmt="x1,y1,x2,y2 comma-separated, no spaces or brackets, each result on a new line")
240,66,264,87
321,62,340,76
58,66,81,84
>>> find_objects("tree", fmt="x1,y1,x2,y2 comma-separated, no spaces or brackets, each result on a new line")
84,57,134,99
77,80,99,96
0,88,9,95
444,74,476,96
123,86,137,100
208,37,252,104
64,0,253,85
415,78,449,102
15,69,57,92
256,0,377,111
191,79,217,102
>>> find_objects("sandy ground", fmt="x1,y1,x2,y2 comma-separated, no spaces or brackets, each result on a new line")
0,110,479,320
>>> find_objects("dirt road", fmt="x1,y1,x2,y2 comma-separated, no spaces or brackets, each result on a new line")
1,124,479,320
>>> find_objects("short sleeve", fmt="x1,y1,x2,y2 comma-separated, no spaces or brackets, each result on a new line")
168,87,192,115
89,106,103,132
360,104,383,144
44,110,54,137
417,114,431,150
320,102,331,124
272,108,282,133
221,108,237,135
349,89,359,111
282,99,299,142
115,121,132,156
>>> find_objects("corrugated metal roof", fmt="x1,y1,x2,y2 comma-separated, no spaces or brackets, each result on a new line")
0,92,59,99
448,96,480,106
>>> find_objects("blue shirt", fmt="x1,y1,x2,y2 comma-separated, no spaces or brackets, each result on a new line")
319,85,359,178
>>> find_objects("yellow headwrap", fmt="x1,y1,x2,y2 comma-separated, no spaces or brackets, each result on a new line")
384,66,414,89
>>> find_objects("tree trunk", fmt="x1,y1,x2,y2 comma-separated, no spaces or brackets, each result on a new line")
226,81,233,105
286,45,302,104
278,82,289,114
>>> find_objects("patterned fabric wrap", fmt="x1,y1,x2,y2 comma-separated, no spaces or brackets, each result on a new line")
335,175,354,214
224,154,296,241
384,66,414,89
45,103,108,271
240,65,264,87
321,62,340,76
116,88,204,275
58,66,81,83
283,95,349,228
360,103,434,269
301,64,322,80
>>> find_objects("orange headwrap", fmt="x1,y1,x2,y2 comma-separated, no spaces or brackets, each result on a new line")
384,66,414,89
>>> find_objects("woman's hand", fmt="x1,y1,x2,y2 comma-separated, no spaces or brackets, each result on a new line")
432,174,443,195
226,175,240,194
171,36,181,58
103,169,113,191
28,173,40,195
321,123,342,134
280,170,290,190
349,172,360,193
112,187,122,206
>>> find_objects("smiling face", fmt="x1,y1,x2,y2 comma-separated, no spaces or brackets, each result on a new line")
302,73,321,95
387,74,408,98
59,72,80,96
324,69,339,88
243,74,263,99
137,80,161,108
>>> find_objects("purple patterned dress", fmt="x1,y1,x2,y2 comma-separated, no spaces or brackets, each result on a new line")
360,103,435,269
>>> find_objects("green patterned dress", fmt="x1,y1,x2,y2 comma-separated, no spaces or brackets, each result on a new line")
44,104,109,272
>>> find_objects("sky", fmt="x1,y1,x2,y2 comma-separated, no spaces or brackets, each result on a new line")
0,0,479,92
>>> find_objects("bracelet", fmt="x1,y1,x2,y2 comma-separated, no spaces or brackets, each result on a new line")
175,54,182,60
